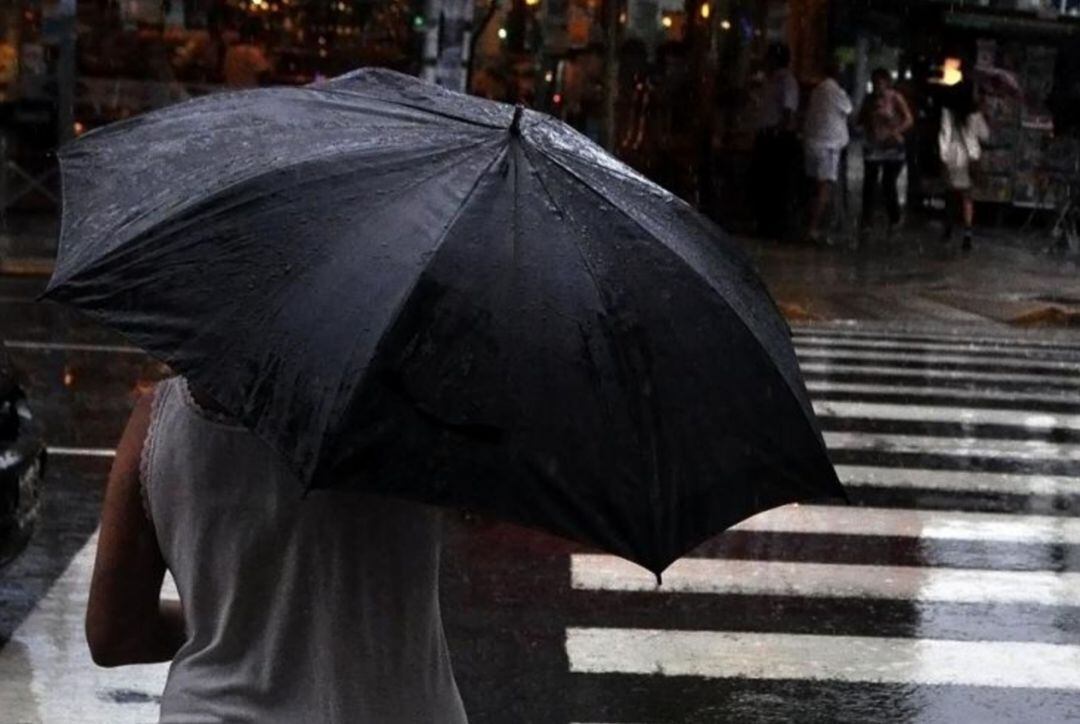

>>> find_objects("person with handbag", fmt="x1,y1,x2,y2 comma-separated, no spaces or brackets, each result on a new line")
938,81,990,251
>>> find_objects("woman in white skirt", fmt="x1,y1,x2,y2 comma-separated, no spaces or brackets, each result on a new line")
939,81,990,251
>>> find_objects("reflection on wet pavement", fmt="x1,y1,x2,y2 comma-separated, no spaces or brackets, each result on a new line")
0,532,175,723
2,276,1080,722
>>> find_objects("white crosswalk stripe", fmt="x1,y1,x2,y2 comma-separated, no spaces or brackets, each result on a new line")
2,339,146,355
566,629,1080,689
806,379,1080,406
791,328,1080,352
571,555,1080,606
824,430,1080,462
46,446,117,458
731,504,1080,545
794,334,1080,359
813,400,1080,429
799,360,1080,388
797,346,1080,371
836,465,1080,496
566,327,1080,717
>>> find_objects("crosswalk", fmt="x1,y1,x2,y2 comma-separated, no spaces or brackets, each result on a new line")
4,325,1080,722
565,325,1080,722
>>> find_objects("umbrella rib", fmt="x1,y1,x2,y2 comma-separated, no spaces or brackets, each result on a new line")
65,83,506,151
530,142,818,436
518,144,617,334
49,135,496,294
519,142,667,570
318,142,514,474
312,85,508,131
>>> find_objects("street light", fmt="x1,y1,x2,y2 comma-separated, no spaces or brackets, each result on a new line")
941,58,963,86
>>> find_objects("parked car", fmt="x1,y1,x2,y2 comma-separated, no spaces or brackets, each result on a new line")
0,343,45,567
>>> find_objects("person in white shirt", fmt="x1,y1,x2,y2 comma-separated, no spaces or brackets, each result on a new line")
938,80,990,251
750,43,800,239
802,62,853,242
756,48,800,133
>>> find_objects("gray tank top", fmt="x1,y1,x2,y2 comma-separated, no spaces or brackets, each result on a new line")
141,377,467,723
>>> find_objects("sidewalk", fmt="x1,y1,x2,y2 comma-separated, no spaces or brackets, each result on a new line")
744,226,1080,330
0,213,58,276
4,211,1079,330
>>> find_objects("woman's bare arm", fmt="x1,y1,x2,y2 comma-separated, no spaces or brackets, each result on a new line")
894,91,915,136
86,388,185,667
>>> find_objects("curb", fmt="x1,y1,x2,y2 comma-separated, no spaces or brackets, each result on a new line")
1010,305,1080,328
0,258,55,277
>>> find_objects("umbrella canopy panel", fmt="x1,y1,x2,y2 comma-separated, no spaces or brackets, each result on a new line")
47,69,842,574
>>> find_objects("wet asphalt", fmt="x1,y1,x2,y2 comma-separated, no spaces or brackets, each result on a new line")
2,269,1080,723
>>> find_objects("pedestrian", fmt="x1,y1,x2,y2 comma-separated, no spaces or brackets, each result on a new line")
939,80,990,251
85,377,467,723
223,21,272,88
802,60,853,243
751,43,800,239
858,68,914,238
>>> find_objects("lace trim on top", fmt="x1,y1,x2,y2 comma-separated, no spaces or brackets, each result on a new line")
178,376,245,428
138,379,169,524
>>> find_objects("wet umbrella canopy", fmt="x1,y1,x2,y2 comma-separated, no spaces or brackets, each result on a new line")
45,69,843,575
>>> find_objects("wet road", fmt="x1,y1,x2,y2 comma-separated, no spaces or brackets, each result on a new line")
2,274,1080,722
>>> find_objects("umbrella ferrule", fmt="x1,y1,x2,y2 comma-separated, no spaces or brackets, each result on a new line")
510,105,524,137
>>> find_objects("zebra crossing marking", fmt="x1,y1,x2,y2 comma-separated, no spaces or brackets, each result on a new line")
46,446,118,458
793,334,1080,359
571,555,1080,606
813,400,1080,430
807,380,1080,407
565,327,1080,709
796,347,1079,372
565,628,1080,689
799,361,1080,388
792,328,1080,352
835,465,1080,496
16,326,1080,715
731,505,1080,546
3,339,145,355
824,430,1080,462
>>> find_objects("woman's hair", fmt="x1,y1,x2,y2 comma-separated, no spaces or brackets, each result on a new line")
871,68,893,87
942,81,977,123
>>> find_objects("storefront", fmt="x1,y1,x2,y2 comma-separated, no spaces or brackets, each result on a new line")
1,0,427,216
940,8,1080,212
466,0,813,214
843,0,1080,215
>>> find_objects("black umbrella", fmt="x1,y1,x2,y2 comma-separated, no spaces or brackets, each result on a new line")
45,69,843,576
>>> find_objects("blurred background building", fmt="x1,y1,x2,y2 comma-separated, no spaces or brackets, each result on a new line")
1,0,1079,242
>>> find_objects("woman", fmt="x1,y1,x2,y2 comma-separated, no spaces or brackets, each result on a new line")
858,68,914,237
86,376,467,723
939,81,990,251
